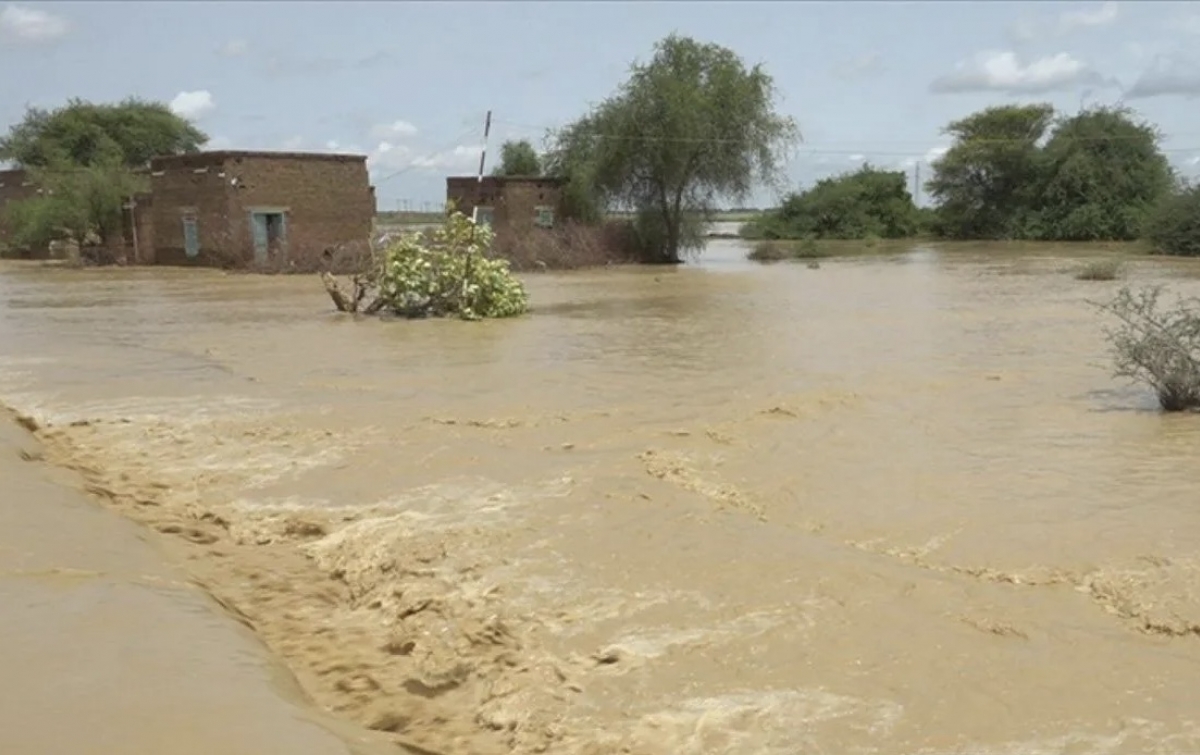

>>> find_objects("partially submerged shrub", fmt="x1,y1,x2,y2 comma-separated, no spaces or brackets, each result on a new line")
747,237,830,263
1075,258,1124,281
1095,285,1200,411
321,211,528,320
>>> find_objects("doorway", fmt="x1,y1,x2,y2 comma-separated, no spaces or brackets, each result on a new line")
249,210,287,264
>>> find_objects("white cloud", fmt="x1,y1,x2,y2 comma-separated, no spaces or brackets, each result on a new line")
369,119,418,140
931,51,1105,94
279,135,305,150
0,3,69,43
900,145,950,170
368,141,415,173
217,38,248,57
1058,1,1118,31
847,153,865,162
207,135,234,150
832,52,883,80
1125,53,1200,99
169,90,216,120
321,139,365,155
1008,2,1118,44
410,144,483,172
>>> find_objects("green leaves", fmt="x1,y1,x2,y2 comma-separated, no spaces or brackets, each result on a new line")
376,211,529,321
1,97,205,252
492,140,541,177
0,98,207,170
926,104,1174,242
546,34,800,262
1144,183,1200,257
747,164,920,240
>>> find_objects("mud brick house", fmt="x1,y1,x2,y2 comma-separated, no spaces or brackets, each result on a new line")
445,175,566,248
0,168,48,257
145,151,375,267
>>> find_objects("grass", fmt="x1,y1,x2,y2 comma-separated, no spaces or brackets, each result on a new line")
1075,258,1126,281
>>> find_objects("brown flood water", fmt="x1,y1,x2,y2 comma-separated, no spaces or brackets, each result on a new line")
3,241,1200,754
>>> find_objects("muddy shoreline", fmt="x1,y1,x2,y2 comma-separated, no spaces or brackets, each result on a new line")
0,408,393,755
3,405,603,755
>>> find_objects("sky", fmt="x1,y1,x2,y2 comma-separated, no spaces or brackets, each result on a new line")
3,0,1200,209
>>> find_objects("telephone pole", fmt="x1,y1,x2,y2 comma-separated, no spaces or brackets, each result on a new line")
914,162,921,206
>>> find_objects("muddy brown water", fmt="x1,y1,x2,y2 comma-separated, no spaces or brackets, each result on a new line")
3,242,1200,754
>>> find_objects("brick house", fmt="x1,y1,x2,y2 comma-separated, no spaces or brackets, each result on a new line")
446,175,566,248
0,168,49,257
145,151,375,267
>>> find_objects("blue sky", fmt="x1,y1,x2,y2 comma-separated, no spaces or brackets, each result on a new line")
3,0,1200,209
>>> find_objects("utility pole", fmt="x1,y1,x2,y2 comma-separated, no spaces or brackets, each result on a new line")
914,162,921,206
472,110,493,226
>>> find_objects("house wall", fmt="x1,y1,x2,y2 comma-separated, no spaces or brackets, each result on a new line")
224,153,375,267
147,151,372,268
148,155,235,266
446,176,566,247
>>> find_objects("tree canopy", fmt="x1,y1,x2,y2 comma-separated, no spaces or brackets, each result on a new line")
0,97,207,169
925,103,1054,240
745,164,920,240
546,34,800,263
492,139,541,177
1,98,207,252
926,103,1174,242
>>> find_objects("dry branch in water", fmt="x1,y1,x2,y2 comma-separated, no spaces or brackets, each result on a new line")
1094,285,1200,411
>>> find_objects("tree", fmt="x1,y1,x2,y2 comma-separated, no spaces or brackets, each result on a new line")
0,97,207,169
1144,180,1200,257
492,139,541,176
1037,106,1173,241
4,155,146,250
746,164,920,240
925,103,1054,240
547,34,800,263
0,98,205,253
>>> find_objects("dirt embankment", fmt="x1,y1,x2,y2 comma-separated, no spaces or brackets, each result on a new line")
7,408,624,755
0,410,394,755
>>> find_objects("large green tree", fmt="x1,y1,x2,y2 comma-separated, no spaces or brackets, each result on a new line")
492,139,541,177
546,34,800,263
0,97,207,169
749,164,920,240
1036,106,1173,241
925,103,1054,240
1,98,206,251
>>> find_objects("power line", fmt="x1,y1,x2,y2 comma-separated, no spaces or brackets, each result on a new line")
489,116,1200,154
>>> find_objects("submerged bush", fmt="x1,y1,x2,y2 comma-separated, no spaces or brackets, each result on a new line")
321,211,528,321
1095,286,1200,411
1075,258,1124,281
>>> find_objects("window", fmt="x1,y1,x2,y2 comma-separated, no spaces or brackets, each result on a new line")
474,206,495,229
182,216,199,258
534,205,555,229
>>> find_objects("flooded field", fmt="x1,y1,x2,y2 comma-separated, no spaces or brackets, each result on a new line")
3,242,1200,754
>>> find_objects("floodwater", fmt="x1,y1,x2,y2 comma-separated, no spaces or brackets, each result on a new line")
3,242,1200,754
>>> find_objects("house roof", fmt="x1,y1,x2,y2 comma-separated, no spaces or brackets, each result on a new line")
150,150,367,169
445,174,568,185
